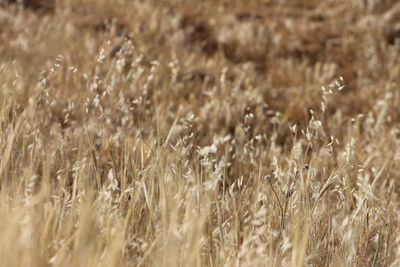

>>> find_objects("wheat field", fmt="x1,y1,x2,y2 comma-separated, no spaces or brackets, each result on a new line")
0,0,400,266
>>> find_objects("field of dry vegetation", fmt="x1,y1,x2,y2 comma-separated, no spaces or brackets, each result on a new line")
1,0,400,266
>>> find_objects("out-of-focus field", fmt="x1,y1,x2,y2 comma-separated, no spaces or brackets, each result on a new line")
0,0,400,266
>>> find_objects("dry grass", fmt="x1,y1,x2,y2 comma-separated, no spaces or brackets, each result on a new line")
0,0,400,266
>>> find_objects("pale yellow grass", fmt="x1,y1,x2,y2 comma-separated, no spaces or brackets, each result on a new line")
0,0,399,266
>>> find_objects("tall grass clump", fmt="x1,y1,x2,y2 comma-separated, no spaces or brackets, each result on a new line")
0,0,399,266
